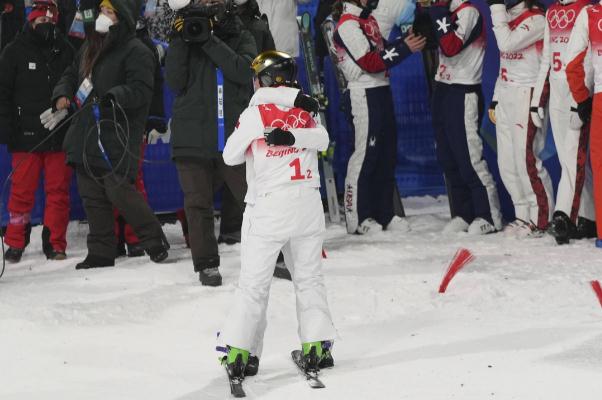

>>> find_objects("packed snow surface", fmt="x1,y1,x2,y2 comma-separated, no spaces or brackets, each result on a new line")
1,196,601,399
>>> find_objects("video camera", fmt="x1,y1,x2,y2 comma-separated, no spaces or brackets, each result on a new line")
176,1,231,43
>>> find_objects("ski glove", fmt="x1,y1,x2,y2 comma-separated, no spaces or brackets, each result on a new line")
412,9,437,49
577,97,593,123
529,106,545,128
428,4,454,41
40,107,68,131
264,127,295,147
380,37,412,69
569,105,584,130
488,101,497,125
294,92,320,114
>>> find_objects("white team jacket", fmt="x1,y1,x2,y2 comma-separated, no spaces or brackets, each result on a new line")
222,87,329,205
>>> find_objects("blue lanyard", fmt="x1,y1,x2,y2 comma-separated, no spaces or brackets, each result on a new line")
93,104,113,169
216,68,225,151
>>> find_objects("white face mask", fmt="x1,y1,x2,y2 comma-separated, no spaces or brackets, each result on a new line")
95,13,114,34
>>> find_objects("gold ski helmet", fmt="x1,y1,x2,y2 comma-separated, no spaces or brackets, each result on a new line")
251,50,298,88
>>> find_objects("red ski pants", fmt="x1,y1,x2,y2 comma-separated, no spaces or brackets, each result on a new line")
5,152,72,251
591,93,602,238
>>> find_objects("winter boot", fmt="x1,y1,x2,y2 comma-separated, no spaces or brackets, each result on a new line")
386,215,411,232
146,245,168,263
75,254,115,269
467,218,496,235
301,342,322,372
318,341,334,369
223,346,249,380
573,217,596,240
46,250,67,261
442,217,469,234
356,218,382,234
127,242,145,257
218,231,241,245
503,219,529,236
116,242,127,257
5,247,24,263
199,267,222,286
550,211,575,245
245,355,259,376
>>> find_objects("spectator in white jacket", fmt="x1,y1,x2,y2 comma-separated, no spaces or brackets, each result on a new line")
256,0,312,57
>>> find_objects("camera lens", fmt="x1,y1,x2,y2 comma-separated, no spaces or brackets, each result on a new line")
187,21,202,36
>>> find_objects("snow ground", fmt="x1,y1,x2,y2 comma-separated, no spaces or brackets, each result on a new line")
1,195,601,400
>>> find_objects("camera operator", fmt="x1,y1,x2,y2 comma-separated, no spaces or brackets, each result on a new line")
51,0,169,269
233,0,274,53
165,0,257,286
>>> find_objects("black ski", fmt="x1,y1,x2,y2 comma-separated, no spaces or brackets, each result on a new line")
297,12,341,224
224,364,246,398
291,350,326,389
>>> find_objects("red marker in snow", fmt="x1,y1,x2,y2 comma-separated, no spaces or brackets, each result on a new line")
439,248,475,293
591,280,602,308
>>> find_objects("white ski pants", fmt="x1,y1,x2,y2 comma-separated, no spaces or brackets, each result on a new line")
496,84,554,229
220,186,336,357
548,78,595,222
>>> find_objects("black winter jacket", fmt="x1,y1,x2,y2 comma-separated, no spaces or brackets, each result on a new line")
165,17,256,160
53,0,155,180
236,0,275,54
0,25,75,153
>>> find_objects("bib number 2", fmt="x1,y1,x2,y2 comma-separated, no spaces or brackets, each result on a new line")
289,158,312,181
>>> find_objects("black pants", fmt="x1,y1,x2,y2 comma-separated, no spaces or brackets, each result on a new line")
175,157,246,271
76,168,165,259
432,82,500,227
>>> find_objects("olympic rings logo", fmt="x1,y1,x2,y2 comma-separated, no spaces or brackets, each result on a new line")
271,110,311,130
548,9,576,29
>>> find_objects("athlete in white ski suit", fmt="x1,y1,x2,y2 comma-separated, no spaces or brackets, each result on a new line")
489,0,555,232
219,86,336,359
531,0,595,227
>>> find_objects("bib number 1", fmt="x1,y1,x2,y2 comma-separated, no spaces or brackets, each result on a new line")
289,158,312,181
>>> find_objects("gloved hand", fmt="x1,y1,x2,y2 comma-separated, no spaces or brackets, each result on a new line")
577,97,593,123
529,106,545,128
569,105,584,130
486,0,505,5
427,3,453,35
40,107,69,131
488,101,498,125
294,92,319,114
264,127,295,147
379,34,425,69
412,10,437,49
101,93,115,108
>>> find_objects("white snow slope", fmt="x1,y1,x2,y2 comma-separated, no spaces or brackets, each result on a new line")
1,196,601,400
